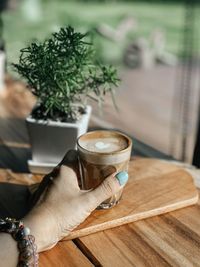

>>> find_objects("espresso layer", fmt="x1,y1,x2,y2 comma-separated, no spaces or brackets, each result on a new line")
80,158,129,189
79,158,129,206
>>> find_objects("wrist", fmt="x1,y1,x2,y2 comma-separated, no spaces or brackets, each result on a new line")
0,218,39,266
24,204,60,252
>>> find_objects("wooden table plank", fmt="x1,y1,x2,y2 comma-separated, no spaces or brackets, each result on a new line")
133,213,200,267
0,168,42,185
75,227,171,267
40,242,93,267
76,200,200,267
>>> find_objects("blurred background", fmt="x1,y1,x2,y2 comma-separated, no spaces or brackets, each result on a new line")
0,0,200,171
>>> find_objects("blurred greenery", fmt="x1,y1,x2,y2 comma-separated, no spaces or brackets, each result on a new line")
2,0,199,71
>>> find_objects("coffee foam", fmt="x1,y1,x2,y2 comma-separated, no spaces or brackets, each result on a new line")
77,131,132,165
78,136,128,153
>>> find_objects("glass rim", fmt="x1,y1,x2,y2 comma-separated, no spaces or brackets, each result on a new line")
77,130,132,156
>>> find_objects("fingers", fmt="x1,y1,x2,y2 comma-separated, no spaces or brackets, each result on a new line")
29,150,79,209
58,165,80,192
86,171,129,208
28,171,56,209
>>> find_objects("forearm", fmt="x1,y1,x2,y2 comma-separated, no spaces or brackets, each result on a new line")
0,206,60,267
0,233,18,267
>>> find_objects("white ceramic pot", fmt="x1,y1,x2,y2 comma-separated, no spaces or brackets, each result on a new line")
26,105,92,168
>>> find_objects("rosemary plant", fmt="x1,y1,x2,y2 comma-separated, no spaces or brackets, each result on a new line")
13,26,119,122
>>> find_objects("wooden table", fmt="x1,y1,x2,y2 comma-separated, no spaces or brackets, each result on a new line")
0,158,200,267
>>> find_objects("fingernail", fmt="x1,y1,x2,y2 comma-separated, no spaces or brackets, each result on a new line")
115,171,128,186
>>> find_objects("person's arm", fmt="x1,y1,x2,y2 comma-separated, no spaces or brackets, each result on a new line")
0,233,18,266
0,205,58,267
0,151,128,267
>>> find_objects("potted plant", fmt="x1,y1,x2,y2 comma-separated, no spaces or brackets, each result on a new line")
13,26,119,171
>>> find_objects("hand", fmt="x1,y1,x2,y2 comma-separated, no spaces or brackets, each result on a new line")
24,150,128,252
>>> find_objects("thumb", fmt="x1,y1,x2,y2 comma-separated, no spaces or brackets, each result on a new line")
87,171,129,208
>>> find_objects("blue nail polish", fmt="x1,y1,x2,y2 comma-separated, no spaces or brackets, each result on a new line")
115,171,128,186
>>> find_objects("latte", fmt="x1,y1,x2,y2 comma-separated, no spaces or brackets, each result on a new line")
77,131,132,209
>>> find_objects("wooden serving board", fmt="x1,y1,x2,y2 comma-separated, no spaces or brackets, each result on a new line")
64,158,198,240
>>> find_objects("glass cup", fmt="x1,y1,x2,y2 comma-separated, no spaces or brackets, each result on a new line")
77,130,132,209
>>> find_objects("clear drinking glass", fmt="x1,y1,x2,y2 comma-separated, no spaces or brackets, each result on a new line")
77,130,132,209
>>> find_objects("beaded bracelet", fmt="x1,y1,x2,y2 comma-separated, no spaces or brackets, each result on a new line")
0,218,39,267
